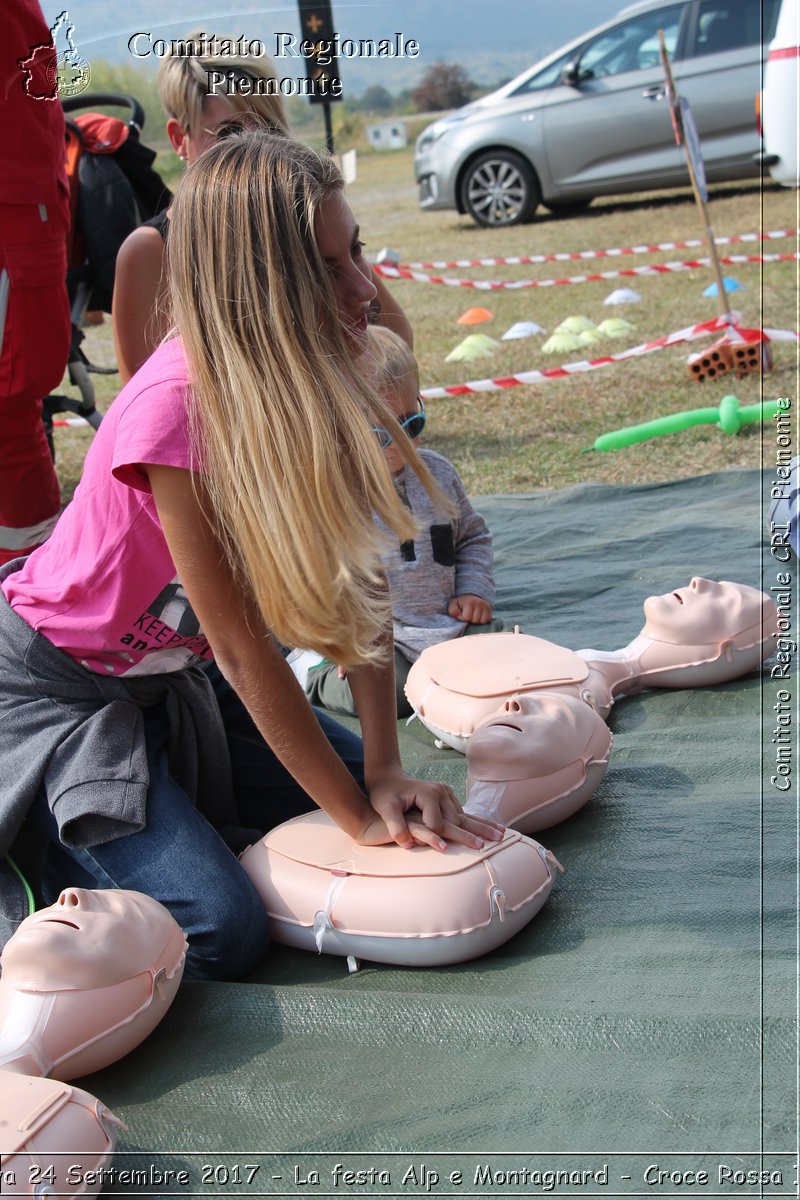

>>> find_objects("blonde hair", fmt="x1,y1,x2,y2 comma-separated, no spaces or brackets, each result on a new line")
167,131,437,666
368,325,420,398
156,31,289,137
366,324,456,517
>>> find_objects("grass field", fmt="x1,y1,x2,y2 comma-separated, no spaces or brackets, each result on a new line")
54,145,798,501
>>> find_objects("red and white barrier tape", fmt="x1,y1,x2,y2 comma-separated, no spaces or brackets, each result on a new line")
419,315,799,399
52,318,799,421
375,253,799,291
395,229,799,270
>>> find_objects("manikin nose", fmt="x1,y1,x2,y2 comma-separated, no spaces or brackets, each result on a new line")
57,888,84,908
504,698,522,714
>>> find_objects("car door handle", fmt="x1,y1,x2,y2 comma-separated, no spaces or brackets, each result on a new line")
641,85,666,99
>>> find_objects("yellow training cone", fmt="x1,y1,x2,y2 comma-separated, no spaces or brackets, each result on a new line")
445,334,500,362
555,315,597,334
541,330,583,354
597,317,636,339
578,328,605,346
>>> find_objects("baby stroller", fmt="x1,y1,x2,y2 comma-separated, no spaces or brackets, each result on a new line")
43,92,172,454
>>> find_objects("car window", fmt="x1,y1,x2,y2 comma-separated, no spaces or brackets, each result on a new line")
577,6,684,77
691,0,781,55
510,50,576,96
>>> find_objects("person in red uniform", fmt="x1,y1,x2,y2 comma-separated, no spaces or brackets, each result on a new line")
0,1,70,565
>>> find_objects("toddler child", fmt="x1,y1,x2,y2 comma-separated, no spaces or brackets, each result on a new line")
305,326,500,717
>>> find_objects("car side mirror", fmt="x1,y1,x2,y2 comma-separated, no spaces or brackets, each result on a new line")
559,61,591,86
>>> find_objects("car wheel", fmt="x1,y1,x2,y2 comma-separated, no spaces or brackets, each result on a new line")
543,197,594,215
461,151,540,228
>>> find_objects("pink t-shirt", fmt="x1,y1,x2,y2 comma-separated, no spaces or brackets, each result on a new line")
2,338,213,676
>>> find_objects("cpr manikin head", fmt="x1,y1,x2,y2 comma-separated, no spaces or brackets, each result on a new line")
0,888,187,1080
632,577,778,687
465,692,612,833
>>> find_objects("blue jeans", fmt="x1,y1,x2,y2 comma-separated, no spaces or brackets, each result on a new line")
27,666,365,981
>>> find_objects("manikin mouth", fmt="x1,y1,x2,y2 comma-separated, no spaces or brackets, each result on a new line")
487,721,522,733
673,592,684,604
40,918,80,930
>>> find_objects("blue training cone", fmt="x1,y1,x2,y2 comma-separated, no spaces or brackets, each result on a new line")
704,277,745,297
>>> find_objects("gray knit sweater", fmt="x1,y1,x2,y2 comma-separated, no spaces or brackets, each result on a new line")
378,449,495,661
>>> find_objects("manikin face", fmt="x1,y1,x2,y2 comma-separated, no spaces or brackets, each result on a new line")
642,577,769,646
468,692,609,783
1,888,184,992
314,189,377,352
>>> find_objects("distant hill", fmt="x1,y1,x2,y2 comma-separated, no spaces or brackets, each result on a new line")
42,0,625,95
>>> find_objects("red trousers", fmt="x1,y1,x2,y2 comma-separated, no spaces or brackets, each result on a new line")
0,202,70,565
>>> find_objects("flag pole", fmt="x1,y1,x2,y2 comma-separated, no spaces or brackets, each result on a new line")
658,29,732,323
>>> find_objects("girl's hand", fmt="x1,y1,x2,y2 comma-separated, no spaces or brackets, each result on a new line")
359,771,505,852
346,621,502,853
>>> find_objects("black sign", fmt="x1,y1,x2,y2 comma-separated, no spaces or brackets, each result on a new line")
297,1,342,104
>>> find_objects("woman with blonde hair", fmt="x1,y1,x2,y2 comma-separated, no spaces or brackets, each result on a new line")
112,32,412,383
0,131,499,979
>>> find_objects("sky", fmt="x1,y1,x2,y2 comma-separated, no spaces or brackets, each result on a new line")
40,0,631,93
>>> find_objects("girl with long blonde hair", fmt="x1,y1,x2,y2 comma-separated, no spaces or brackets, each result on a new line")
0,131,499,979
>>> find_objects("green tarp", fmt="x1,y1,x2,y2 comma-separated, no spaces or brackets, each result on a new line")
59,470,796,1196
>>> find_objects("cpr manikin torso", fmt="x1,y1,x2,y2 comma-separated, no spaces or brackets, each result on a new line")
240,809,563,970
404,579,778,832
1,1073,122,1198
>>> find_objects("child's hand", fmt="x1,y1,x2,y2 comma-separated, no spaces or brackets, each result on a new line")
448,594,493,624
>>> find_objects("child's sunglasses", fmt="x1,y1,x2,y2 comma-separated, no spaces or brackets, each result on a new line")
372,398,426,448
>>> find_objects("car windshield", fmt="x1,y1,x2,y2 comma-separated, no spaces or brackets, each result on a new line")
510,51,575,96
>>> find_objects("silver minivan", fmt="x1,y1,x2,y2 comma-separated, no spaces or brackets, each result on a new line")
415,0,781,226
